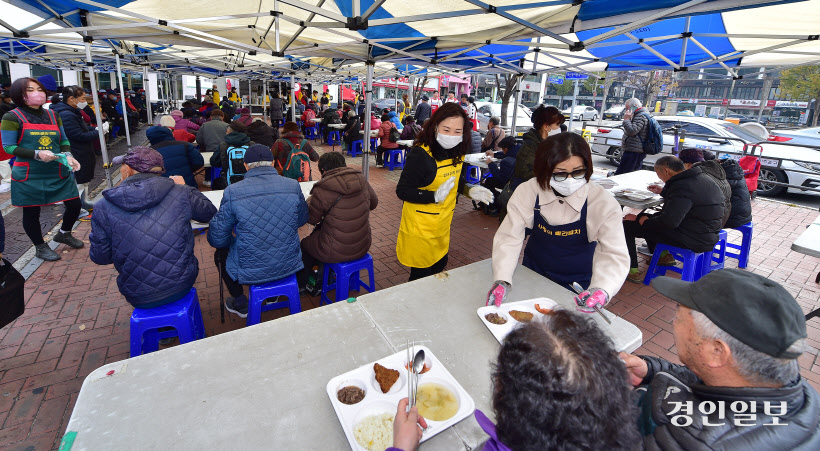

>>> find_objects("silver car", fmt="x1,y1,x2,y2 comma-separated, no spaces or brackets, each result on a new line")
475,102,533,137
767,127,820,146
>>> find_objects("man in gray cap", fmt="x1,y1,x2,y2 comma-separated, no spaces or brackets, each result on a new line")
620,269,819,449
89,147,216,309
208,144,308,317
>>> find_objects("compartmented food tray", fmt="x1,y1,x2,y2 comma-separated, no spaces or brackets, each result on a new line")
326,346,476,451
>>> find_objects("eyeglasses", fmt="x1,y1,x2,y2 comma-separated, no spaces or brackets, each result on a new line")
551,168,587,182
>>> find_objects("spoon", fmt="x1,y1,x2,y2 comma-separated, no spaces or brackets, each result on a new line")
571,282,612,325
411,349,425,408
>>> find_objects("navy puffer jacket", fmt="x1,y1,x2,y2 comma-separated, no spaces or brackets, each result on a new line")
51,101,98,184
89,173,217,308
146,125,204,188
207,166,309,284
720,158,753,228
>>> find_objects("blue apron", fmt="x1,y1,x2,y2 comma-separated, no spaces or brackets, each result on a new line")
522,194,597,291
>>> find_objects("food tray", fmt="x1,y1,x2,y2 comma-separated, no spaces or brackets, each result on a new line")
326,346,476,451
612,188,657,202
477,297,617,344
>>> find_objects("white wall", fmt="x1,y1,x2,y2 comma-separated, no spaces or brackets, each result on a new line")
9,63,30,81
61,70,79,86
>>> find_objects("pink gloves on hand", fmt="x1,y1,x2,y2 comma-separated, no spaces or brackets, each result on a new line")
575,289,609,313
486,281,510,307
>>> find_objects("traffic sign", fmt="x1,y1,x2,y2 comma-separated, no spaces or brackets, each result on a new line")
565,72,589,80
548,76,563,85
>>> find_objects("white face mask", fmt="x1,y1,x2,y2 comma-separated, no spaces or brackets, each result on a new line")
550,177,587,196
436,133,462,149
548,127,561,137
76,101,88,109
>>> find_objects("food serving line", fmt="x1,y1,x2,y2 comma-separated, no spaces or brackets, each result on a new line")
64,259,642,450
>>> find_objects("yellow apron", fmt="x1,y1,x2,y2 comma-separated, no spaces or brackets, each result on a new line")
396,145,463,268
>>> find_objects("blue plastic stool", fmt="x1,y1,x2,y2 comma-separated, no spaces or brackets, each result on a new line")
385,148,404,171
129,288,205,357
465,165,482,184
306,125,320,141
321,254,376,305
111,125,121,138
247,275,302,326
643,245,708,285
349,140,364,157
370,137,379,150
725,222,753,269
328,130,341,145
699,230,728,277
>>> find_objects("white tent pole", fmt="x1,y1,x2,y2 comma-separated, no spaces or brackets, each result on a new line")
290,74,296,122
408,75,415,108
143,65,153,124
114,54,132,148
511,74,521,137
85,42,112,189
568,79,578,132
395,77,400,110
274,0,281,52
263,79,268,123
362,63,374,180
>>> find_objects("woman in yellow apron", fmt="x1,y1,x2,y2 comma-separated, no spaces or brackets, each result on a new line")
1,77,84,262
396,103,495,281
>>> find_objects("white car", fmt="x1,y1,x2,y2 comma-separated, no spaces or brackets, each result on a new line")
590,116,820,197
767,127,820,147
562,105,599,121
476,102,533,137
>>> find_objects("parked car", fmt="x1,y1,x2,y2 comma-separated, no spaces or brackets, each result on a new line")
677,110,695,117
562,105,598,121
475,102,533,137
603,105,625,120
725,114,757,124
590,116,820,197
767,127,820,146
372,98,402,114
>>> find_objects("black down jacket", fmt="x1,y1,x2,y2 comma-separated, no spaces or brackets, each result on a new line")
642,167,724,252
89,173,217,308
720,158,753,228
51,101,98,185
636,355,820,451
694,160,732,227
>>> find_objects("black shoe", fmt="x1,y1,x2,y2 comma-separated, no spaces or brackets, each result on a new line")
35,243,61,261
54,231,84,249
225,295,248,318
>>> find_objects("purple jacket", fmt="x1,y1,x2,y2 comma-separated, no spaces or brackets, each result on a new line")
387,410,509,451
174,116,201,133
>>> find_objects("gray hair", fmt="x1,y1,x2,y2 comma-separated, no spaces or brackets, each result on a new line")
625,98,642,109
489,116,500,126
245,161,272,170
691,310,803,386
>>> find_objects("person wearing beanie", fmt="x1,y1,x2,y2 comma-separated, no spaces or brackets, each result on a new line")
147,123,203,187
678,147,732,227
170,109,200,134
236,107,252,126
208,144,308,318
90,146,216,309
159,114,195,143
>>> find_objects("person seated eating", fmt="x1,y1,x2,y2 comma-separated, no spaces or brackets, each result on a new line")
207,145,308,317
146,124,203,188
390,310,641,451
342,111,362,149
622,155,725,283
481,136,519,216
488,132,629,314
621,270,820,449
677,147,731,227
298,153,378,291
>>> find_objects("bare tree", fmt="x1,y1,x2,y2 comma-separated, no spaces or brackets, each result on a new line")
495,73,519,127
412,76,429,105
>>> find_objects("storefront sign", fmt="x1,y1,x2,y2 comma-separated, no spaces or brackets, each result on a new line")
775,100,809,108
729,99,761,107
522,82,541,92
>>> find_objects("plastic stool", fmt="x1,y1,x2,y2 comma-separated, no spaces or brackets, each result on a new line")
465,165,482,184
385,148,404,171
306,125,320,141
129,288,205,357
370,137,379,151
328,130,341,146
247,275,302,326
349,140,364,157
699,230,728,277
111,125,121,138
321,254,376,305
725,222,753,269
643,245,708,285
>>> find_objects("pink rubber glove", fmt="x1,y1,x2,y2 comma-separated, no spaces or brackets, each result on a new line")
486,281,510,307
575,289,609,313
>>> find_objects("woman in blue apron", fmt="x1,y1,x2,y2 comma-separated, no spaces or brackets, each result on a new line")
1,77,84,262
487,132,630,313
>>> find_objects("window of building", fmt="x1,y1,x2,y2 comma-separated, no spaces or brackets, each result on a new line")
29,65,62,87
0,61,10,86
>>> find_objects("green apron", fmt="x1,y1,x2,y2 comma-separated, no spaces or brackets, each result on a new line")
9,108,79,207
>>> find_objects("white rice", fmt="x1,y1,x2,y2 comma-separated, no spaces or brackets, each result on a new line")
353,413,394,451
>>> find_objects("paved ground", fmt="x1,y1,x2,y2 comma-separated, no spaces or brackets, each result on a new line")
0,136,818,450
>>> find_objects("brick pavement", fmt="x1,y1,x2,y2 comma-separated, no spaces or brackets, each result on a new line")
0,138,819,449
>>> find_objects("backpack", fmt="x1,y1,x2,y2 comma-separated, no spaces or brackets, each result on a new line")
388,123,401,143
304,109,316,125
226,146,248,185
638,111,664,155
281,139,311,182
324,109,341,124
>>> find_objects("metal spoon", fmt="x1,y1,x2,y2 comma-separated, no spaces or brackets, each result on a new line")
571,282,612,325
410,349,425,408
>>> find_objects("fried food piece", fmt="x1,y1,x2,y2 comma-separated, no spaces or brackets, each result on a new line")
373,363,400,393
484,312,507,325
534,304,556,315
509,310,534,323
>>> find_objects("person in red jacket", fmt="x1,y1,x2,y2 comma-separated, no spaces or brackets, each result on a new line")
160,116,195,143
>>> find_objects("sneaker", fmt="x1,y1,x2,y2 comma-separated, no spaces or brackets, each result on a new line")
203,179,212,187
658,254,677,266
0,183,9,193
375,164,383,168
626,268,643,284
78,208,90,218
637,245,652,256
35,243,61,261
225,295,248,318
54,230,84,249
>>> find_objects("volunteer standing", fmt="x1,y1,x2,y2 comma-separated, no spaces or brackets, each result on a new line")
1,77,84,262
487,133,629,313
396,103,495,281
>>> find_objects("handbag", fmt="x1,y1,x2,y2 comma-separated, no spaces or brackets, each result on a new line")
314,194,344,230
496,179,517,223
0,258,25,330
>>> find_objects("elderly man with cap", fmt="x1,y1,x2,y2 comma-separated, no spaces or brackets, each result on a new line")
207,144,308,317
89,147,216,309
620,269,820,449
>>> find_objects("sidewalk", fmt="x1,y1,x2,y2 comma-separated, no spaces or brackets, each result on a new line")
0,140,818,450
